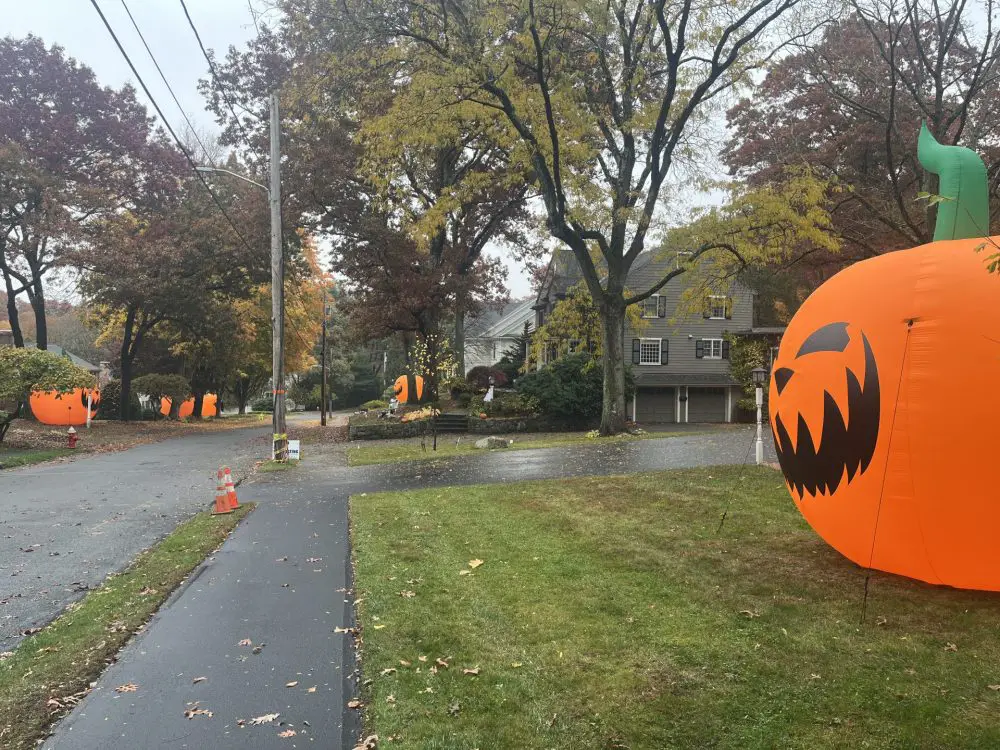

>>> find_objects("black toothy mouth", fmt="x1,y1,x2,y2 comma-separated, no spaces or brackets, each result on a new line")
771,328,881,498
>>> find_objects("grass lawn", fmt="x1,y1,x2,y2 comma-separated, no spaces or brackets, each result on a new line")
0,447,73,470
351,467,1000,749
346,429,719,466
0,504,254,750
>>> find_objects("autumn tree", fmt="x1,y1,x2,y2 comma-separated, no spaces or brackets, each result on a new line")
205,2,531,376
332,0,829,433
0,35,185,349
726,0,1000,270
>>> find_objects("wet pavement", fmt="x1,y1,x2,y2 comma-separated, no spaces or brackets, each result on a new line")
0,426,268,651
42,467,359,750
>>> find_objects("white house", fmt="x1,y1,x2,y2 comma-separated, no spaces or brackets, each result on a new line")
464,299,535,374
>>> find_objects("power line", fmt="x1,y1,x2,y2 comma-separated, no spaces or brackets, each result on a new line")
88,0,258,257
119,0,213,163
177,0,258,150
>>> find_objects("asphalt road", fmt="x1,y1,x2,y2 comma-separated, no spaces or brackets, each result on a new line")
0,425,268,651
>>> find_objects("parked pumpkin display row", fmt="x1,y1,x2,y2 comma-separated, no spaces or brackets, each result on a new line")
28,389,219,424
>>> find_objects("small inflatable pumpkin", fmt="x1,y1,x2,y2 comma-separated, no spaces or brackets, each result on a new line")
393,374,425,404
770,125,1000,590
30,388,101,426
160,394,218,418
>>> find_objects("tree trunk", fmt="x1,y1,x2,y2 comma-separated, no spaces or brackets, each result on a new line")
30,280,46,350
3,275,24,347
599,299,627,435
454,309,465,375
119,307,136,422
191,391,205,421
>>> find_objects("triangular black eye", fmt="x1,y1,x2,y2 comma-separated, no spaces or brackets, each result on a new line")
774,367,794,395
797,322,850,357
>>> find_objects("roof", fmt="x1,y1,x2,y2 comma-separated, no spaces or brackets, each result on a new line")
733,327,787,336
24,343,101,373
467,299,535,339
633,372,738,387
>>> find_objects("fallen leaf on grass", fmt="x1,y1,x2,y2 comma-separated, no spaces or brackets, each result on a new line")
988,685,1000,691
458,570,471,576
373,624,386,630
468,559,484,569
238,639,253,647
352,736,379,750
738,610,759,619
115,683,138,693
435,657,450,669
380,668,396,676
417,656,428,663
945,643,959,652
511,662,523,668
463,668,480,676
399,660,412,667
399,590,416,598
386,694,396,704
278,729,296,738
138,587,157,596
192,676,207,684
0,651,14,661
421,687,434,694
285,681,298,688
249,713,280,725
347,699,363,709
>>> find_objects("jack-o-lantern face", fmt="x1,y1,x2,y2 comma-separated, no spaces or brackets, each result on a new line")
770,322,880,499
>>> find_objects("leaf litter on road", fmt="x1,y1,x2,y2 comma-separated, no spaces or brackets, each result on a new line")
249,713,280,725
115,683,138,693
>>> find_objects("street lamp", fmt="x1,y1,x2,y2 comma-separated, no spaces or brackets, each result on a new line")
751,366,768,466
195,92,286,460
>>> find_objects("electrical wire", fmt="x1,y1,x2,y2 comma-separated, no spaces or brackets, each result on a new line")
119,0,213,163
177,0,258,149
88,0,258,257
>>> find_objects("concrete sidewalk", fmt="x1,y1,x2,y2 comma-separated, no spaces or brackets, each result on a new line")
42,465,359,750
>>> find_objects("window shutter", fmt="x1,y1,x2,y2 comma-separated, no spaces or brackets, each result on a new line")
722,340,731,359
632,339,641,364
695,339,705,358
661,339,668,365
702,296,711,319
657,295,667,318
725,296,733,320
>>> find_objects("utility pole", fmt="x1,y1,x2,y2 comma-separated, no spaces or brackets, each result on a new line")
320,296,328,427
270,91,287,461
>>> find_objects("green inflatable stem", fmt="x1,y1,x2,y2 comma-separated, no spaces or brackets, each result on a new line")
917,122,989,241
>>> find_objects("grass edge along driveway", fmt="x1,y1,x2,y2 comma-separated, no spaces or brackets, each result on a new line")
350,467,1000,750
346,428,724,467
0,504,254,750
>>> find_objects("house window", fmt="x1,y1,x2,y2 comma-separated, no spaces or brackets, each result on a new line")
641,295,663,319
697,338,723,359
639,338,662,365
708,295,727,319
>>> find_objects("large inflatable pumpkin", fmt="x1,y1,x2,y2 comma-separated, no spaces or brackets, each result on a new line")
393,374,425,404
160,393,218,418
769,125,1000,591
30,388,101,426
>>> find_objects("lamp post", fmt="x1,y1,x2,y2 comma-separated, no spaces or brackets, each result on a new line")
751,366,768,466
194,91,285,460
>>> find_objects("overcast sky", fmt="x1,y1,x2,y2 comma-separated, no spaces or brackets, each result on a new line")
5,0,532,299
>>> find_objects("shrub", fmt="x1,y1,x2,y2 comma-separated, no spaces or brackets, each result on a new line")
515,353,633,426
466,366,508,389
470,392,539,418
444,378,478,407
250,395,274,413
97,379,142,421
362,399,389,411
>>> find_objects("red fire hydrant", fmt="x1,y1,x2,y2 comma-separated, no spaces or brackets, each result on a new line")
67,426,78,449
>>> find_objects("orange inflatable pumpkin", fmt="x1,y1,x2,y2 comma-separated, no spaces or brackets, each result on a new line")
770,127,1000,591
160,394,217,418
393,374,425,404
30,388,100,426
771,240,1000,590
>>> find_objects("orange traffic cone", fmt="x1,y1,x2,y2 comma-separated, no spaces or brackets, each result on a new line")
223,466,240,510
212,468,233,515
